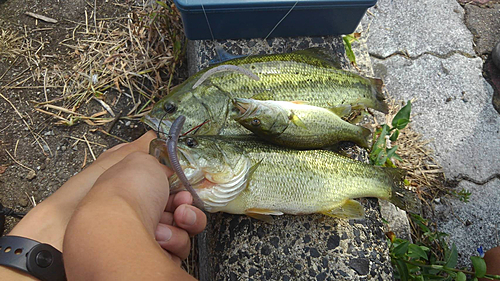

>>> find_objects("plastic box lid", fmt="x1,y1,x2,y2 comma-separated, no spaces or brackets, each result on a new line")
175,0,378,12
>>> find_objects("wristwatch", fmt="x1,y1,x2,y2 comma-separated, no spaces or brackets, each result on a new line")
0,235,66,281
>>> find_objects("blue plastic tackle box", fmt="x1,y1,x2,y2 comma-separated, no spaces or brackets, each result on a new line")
173,0,377,40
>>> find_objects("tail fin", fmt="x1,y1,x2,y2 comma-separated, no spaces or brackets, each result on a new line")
370,78,389,114
384,167,421,214
355,126,372,149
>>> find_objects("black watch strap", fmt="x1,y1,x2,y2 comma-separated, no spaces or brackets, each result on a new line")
0,235,66,281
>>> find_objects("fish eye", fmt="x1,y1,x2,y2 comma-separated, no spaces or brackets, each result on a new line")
185,137,198,148
164,103,177,114
251,118,261,127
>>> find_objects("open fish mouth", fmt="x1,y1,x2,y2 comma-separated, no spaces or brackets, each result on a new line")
142,114,172,136
231,98,258,120
168,143,203,192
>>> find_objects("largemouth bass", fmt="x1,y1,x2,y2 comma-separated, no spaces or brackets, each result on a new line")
143,48,387,136
232,98,372,149
150,136,417,220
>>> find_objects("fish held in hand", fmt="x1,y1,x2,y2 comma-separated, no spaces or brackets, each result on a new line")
232,98,372,149
142,48,387,136
150,135,418,220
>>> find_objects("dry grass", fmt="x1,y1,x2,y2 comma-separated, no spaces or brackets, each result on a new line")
376,99,447,204
28,1,186,128
1,0,197,276
375,99,453,259
0,29,24,58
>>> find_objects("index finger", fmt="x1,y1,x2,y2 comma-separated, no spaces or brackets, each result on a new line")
93,130,158,168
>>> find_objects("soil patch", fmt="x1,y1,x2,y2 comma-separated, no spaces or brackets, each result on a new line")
0,0,187,233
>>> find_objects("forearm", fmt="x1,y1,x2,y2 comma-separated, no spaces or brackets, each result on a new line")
63,185,195,281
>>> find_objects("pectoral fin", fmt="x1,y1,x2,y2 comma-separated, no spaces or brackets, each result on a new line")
289,111,307,129
246,213,273,223
321,199,365,219
247,159,263,180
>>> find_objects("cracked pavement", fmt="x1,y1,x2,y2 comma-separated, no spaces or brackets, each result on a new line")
364,0,500,265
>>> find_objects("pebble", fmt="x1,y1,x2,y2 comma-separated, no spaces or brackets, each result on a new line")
44,130,55,136
125,121,131,126
18,197,29,207
61,145,67,151
26,170,36,181
434,198,441,204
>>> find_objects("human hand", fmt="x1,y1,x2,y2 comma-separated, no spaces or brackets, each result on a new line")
156,191,207,265
3,131,206,281
71,149,207,265
64,151,206,280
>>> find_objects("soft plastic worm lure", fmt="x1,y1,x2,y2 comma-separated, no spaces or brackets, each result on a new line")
192,64,260,89
167,115,205,209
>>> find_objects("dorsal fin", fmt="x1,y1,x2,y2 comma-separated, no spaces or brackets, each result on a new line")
209,45,246,65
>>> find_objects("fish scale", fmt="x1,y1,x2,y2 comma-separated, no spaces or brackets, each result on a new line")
163,136,417,219
142,48,387,136
232,99,372,149
209,61,380,107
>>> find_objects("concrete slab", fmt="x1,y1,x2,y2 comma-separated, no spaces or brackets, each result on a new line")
434,179,500,266
371,54,500,181
188,37,394,280
464,4,500,55
458,0,495,6
365,0,475,58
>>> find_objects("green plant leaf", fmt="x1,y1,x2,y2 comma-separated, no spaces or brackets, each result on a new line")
342,34,359,64
408,244,428,260
419,245,430,252
445,243,458,269
393,240,410,257
386,145,399,159
370,124,389,166
412,275,425,281
394,118,410,130
395,259,409,281
421,273,447,280
471,256,486,278
455,272,466,281
393,153,403,161
156,1,169,9
376,152,388,166
392,101,412,129
342,36,355,64
390,129,400,141
410,214,431,233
